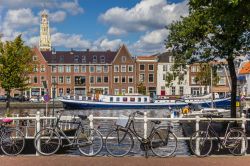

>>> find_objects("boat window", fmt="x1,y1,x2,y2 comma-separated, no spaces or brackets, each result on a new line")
130,98,135,102
138,98,141,102
116,97,120,102
110,97,113,102
144,98,147,102
123,97,127,102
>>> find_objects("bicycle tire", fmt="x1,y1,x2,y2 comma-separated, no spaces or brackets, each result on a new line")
190,130,213,157
105,129,134,157
225,129,248,156
77,128,103,156
1,128,25,155
150,128,177,157
34,128,61,156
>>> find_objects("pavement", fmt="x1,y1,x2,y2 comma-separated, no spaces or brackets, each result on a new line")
1,155,250,166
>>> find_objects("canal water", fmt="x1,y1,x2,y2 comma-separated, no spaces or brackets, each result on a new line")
0,108,190,156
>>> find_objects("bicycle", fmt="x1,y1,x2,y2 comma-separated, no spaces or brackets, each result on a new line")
0,118,25,155
190,114,248,157
34,111,103,156
105,111,177,157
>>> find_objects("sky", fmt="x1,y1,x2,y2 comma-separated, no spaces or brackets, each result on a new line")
0,0,188,55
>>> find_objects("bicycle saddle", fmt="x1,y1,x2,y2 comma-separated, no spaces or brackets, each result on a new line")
151,120,161,125
2,118,13,123
78,115,88,120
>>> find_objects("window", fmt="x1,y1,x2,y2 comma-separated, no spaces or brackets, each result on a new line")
148,64,154,71
74,55,79,63
51,66,57,73
90,76,94,83
139,74,145,82
149,74,154,83
100,56,105,63
121,65,126,72
74,66,79,73
59,56,64,63
163,74,166,80
96,66,102,73
51,76,57,83
33,76,38,83
218,77,226,85
104,76,109,83
40,76,45,83
121,76,126,83
122,89,126,95
33,56,38,61
121,56,126,63
114,65,119,72
114,76,119,83
128,65,133,72
81,66,86,73
191,76,197,84
171,87,176,95
66,76,71,84
89,66,95,73
116,97,120,102
128,76,133,83
144,98,147,102
59,76,64,84
59,88,63,96
41,65,45,72
58,66,64,73
75,76,86,85
140,64,145,71
97,76,102,83
191,66,197,72
33,65,38,72
93,55,97,63
66,66,71,73
66,88,70,94
103,66,108,73
128,87,134,94
191,87,201,96
163,65,167,71
82,56,86,63
114,89,119,95
138,98,141,102
179,86,184,96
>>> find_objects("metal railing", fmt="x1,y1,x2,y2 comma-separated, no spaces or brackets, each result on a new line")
0,111,249,155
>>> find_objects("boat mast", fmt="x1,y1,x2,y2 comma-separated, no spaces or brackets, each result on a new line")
211,65,214,108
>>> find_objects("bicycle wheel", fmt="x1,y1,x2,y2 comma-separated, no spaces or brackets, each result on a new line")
1,128,25,155
150,128,177,157
77,128,103,156
105,129,134,157
190,130,213,157
226,129,248,156
34,128,61,156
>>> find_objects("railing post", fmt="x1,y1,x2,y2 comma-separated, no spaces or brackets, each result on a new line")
35,111,41,156
195,116,200,156
144,112,148,139
89,114,94,129
241,113,247,155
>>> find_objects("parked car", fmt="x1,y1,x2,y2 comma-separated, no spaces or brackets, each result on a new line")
12,95,29,102
0,95,7,102
30,96,45,102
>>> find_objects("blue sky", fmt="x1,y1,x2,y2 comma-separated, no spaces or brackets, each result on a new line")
0,0,188,55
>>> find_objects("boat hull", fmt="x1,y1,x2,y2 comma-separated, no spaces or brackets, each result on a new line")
60,98,231,110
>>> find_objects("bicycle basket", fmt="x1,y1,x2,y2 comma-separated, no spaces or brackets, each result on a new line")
116,115,129,128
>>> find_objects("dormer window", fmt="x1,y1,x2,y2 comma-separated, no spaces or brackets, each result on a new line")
74,55,79,63
121,56,126,63
93,55,97,63
33,56,38,61
100,56,105,63
82,55,86,63
59,56,64,63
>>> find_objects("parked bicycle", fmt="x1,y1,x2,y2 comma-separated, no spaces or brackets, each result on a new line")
105,111,177,157
34,111,103,156
190,114,248,157
0,118,25,155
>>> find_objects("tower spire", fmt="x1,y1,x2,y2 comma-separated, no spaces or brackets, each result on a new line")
39,9,51,51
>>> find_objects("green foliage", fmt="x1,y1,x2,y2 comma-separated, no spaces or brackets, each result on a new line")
0,35,33,111
166,0,250,117
194,64,220,86
137,82,146,95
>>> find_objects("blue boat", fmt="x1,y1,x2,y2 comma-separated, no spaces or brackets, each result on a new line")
60,94,231,110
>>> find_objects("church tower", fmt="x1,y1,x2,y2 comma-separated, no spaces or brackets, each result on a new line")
39,10,51,51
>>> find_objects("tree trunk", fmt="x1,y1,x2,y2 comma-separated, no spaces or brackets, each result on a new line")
5,90,11,115
227,57,237,118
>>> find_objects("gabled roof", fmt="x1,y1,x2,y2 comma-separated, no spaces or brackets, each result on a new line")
157,52,172,62
41,50,117,64
239,61,250,74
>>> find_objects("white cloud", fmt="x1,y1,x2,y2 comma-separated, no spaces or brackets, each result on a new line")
51,33,91,49
60,0,84,15
132,28,169,54
107,27,127,35
92,38,122,51
100,0,188,35
49,11,67,22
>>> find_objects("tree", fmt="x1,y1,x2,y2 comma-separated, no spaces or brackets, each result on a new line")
137,82,146,95
166,0,250,118
0,35,33,113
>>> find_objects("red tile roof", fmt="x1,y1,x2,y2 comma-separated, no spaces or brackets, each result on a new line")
239,62,250,74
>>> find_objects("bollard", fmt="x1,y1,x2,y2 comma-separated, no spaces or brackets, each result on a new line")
195,116,200,156
88,114,94,155
89,114,94,129
143,112,148,139
241,113,246,155
35,111,41,156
